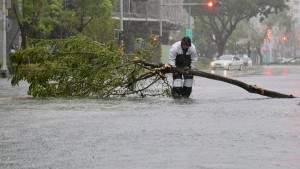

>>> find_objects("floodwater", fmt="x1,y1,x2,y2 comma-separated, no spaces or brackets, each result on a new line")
1,65,300,169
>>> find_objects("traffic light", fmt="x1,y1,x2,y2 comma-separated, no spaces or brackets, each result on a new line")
152,35,159,43
267,29,272,39
119,30,124,40
207,1,221,9
207,1,214,8
282,35,288,42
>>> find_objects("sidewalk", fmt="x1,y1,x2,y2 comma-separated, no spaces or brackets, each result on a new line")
0,78,29,98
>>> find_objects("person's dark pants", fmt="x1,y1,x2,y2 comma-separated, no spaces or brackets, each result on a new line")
172,54,193,98
172,73,193,98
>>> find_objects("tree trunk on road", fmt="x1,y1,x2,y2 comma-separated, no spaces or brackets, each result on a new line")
135,60,295,99
188,69,294,98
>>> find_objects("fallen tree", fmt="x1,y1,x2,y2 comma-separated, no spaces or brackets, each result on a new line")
132,59,295,98
9,36,295,98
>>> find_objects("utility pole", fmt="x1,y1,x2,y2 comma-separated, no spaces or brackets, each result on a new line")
120,0,123,31
1,0,7,77
159,0,162,36
247,19,252,59
188,0,191,29
119,0,124,53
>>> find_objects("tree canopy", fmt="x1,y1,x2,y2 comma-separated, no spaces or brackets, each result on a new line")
189,0,289,57
9,36,168,98
10,0,117,48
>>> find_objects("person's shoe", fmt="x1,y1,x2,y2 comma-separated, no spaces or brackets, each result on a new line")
182,86,192,98
172,87,182,99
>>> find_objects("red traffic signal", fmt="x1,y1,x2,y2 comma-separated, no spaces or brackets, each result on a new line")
282,35,288,42
207,1,214,8
152,35,159,42
206,1,221,8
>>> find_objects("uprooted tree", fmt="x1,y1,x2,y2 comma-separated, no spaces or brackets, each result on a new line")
9,36,295,98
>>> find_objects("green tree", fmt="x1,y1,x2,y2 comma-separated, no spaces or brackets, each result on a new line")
80,0,117,43
188,0,288,58
253,9,294,64
226,21,249,55
11,0,63,48
264,9,293,33
193,16,218,59
9,0,117,48
60,0,117,40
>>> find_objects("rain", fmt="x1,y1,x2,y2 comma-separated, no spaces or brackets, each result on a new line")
1,0,300,169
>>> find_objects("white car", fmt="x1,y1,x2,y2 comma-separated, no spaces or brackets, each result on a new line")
210,55,243,71
239,57,253,67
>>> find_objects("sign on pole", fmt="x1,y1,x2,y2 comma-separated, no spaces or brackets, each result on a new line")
186,28,193,41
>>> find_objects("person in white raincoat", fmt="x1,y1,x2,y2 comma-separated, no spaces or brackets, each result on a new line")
169,36,198,98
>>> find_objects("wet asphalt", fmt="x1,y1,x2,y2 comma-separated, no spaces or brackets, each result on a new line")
1,65,300,169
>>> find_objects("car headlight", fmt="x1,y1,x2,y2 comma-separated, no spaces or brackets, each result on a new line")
210,63,215,66
223,63,228,66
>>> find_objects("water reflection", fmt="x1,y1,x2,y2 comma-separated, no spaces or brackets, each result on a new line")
262,65,299,76
282,67,287,76
211,69,228,76
263,67,273,76
170,97,196,105
263,67,288,76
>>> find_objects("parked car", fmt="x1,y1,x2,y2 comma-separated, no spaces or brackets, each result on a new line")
277,57,300,64
210,55,243,71
239,57,253,67
277,58,292,64
290,58,300,64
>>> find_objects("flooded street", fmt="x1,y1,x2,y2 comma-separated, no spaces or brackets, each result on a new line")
1,65,300,169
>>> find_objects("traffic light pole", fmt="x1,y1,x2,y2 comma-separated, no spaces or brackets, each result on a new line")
159,2,216,37
1,0,7,77
119,0,124,53
162,3,211,6
120,0,123,32
188,0,192,29
159,0,162,37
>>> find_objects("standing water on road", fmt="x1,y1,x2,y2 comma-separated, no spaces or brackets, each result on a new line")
1,65,300,169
